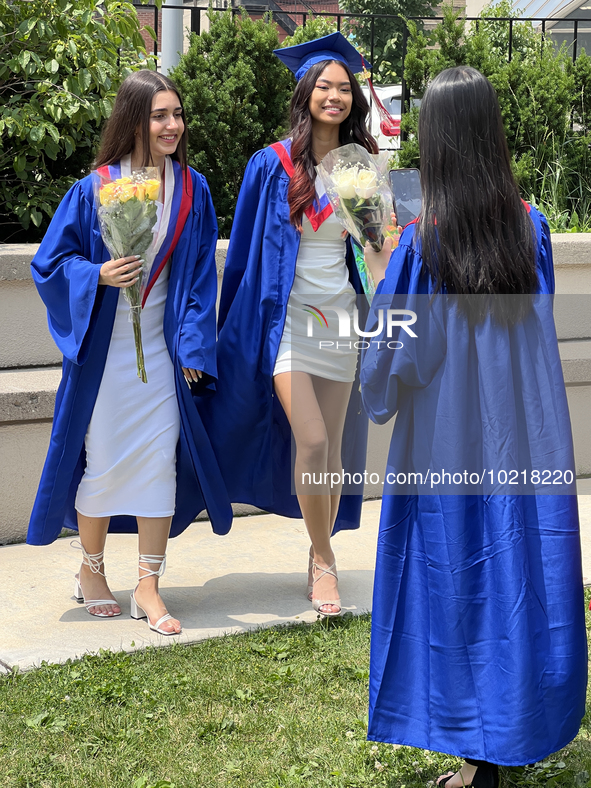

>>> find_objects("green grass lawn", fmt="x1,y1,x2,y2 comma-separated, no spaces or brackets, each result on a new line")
1,604,590,788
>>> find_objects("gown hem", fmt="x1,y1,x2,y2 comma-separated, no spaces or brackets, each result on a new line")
365,729,582,768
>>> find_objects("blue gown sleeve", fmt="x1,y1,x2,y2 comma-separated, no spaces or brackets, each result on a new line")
534,209,555,295
30,179,102,365
177,172,219,382
361,237,446,424
217,151,268,330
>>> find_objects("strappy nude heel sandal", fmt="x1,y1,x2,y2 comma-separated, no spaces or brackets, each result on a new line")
312,561,342,618
130,554,181,636
72,541,121,618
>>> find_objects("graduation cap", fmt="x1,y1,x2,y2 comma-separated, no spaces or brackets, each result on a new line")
274,32,370,82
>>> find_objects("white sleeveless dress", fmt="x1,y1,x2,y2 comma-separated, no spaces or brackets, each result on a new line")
75,264,179,518
273,209,358,382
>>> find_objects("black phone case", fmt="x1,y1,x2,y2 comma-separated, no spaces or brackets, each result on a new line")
389,168,422,227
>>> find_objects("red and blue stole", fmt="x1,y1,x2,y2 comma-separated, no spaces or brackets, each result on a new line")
270,139,333,231
96,158,193,306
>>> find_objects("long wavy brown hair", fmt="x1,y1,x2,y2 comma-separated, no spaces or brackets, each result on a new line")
286,60,377,229
94,70,187,171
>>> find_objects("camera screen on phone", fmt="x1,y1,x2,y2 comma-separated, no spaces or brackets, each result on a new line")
389,169,422,228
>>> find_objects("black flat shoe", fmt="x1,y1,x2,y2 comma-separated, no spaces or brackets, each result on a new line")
438,760,499,788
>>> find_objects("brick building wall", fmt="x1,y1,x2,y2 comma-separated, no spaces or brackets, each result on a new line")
136,6,160,56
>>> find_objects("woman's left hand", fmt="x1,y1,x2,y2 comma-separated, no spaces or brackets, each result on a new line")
364,236,395,287
364,212,402,287
182,367,203,385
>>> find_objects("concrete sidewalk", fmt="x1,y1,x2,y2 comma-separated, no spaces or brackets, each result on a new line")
2,493,591,673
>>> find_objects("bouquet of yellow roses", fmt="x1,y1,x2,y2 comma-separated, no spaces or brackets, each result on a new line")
95,169,161,383
316,144,395,298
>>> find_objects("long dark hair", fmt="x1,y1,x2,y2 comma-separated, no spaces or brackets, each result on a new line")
417,67,537,310
287,60,378,229
94,70,187,171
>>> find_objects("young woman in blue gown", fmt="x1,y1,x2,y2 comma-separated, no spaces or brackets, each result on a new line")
201,34,377,617
28,70,231,635
362,66,587,787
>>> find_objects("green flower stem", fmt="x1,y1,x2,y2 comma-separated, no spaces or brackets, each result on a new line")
127,278,147,384
130,307,147,384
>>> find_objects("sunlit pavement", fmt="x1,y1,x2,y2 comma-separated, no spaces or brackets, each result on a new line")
0,501,381,671
2,493,590,673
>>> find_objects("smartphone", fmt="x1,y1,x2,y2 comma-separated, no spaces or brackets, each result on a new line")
389,168,422,228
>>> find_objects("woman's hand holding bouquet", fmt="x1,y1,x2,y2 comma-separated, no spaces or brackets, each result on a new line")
98,254,143,288
363,211,401,288
363,235,395,289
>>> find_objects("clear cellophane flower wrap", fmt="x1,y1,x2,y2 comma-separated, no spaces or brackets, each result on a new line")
316,143,398,298
94,169,161,383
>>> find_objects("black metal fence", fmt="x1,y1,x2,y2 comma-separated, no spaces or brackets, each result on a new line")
133,2,591,126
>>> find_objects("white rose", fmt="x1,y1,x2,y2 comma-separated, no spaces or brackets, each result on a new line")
333,169,358,200
355,169,378,199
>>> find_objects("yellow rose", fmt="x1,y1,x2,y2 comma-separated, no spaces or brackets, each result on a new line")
118,183,137,202
99,183,118,205
144,179,160,201
355,169,378,199
117,176,132,185
134,183,146,201
333,168,358,200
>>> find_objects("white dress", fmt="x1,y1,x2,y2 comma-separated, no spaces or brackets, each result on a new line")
75,260,180,519
273,209,358,382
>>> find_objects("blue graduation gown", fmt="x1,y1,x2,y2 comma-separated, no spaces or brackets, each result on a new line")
28,166,233,545
361,206,587,764
198,143,368,532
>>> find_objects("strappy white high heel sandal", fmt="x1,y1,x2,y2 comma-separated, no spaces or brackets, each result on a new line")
312,561,342,618
72,541,121,618
130,554,181,636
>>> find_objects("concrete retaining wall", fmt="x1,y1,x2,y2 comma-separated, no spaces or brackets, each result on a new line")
1,235,590,544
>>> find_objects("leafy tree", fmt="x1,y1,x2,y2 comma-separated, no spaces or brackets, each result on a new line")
340,0,434,83
0,0,153,241
172,11,292,238
281,15,337,47
398,2,591,228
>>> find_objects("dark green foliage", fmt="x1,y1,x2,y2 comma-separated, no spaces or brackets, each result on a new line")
0,0,152,241
340,0,435,83
399,2,591,230
172,11,292,238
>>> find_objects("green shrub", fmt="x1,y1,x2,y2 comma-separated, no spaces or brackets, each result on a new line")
0,0,152,241
172,10,293,238
572,49,591,134
398,2,591,229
